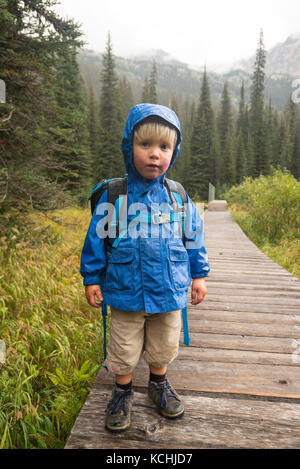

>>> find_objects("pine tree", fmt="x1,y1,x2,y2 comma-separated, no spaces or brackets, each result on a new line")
0,0,85,213
235,129,247,183
189,68,215,199
217,81,235,185
97,33,124,182
118,76,135,120
148,60,158,104
142,75,150,102
51,47,91,203
284,95,299,172
88,84,99,171
291,118,300,179
249,29,267,177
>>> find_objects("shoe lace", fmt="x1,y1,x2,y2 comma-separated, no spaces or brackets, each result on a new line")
158,380,179,410
107,389,133,415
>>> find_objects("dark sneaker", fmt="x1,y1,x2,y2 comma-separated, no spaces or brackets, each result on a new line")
105,386,134,432
148,378,184,419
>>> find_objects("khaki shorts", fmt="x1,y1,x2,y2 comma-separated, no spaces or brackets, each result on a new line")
104,307,182,375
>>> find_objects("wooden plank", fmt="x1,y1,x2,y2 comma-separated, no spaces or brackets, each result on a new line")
65,387,300,449
205,275,300,285
176,346,299,367
186,318,300,339
204,295,300,306
182,332,295,354
206,281,300,292
97,360,300,398
188,309,300,325
191,302,300,314
204,287,300,298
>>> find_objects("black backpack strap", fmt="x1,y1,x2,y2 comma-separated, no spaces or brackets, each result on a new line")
107,177,128,240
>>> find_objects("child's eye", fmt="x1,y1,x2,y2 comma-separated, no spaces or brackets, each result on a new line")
161,144,169,150
141,141,150,148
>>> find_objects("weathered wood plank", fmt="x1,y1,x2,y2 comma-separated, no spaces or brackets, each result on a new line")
186,318,300,339
176,346,299,366
181,331,296,354
188,309,300,325
204,295,300,306
191,302,300,314
96,358,300,399
206,280,300,292
200,282,300,301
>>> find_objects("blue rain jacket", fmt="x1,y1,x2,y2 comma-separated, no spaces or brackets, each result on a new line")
80,103,210,313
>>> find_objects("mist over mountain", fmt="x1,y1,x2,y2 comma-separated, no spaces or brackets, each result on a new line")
233,34,300,77
78,34,300,112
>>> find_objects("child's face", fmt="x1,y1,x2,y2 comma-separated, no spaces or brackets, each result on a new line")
133,135,174,180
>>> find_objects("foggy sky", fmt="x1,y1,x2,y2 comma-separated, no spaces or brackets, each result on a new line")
53,0,300,68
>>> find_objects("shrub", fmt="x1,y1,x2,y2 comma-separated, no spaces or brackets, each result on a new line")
225,169,300,242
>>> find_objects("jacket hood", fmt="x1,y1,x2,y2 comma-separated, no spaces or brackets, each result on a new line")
121,103,182,181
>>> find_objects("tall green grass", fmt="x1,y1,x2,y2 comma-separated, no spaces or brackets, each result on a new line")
225,169,300,278
0,208,106,448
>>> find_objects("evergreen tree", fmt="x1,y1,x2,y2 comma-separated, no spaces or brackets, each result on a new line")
142,75,150,102
291,118,300,179
118,76,135,120
235,129,247,183
189,68,215,199
97,32,123,182
249,29,267,177
88,84,99,171
284,96,299,172
217,81,235,185
0,0,85,213
148,60,158,104
51,47,91,203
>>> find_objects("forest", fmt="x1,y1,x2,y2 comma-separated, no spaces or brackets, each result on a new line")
1,0,300,222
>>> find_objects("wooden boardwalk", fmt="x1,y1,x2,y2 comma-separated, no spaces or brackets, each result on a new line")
65,208,300,449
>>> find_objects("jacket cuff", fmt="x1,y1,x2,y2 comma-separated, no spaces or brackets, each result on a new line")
191,272,209,279
83,274,102,286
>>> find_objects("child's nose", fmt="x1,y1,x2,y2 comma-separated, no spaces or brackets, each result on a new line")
150,146,160,158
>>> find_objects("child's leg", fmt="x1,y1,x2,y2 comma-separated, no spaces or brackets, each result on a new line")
144,310,184,419
104,308,146,432
115,373,133,386
149,365,167,375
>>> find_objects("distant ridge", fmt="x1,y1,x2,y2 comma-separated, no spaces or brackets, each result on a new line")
78,34,300,112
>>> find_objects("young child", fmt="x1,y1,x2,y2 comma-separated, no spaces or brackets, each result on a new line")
80,103,210,432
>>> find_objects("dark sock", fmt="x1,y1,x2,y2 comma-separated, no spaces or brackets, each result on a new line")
150,372,166,383
115,381,132,391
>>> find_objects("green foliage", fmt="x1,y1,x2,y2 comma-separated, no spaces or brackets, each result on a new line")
0,208,106,448
95,33,124,182
0,0,89,213
225,169,300,242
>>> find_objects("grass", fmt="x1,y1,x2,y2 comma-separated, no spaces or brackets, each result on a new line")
229,204,300,279
0,207,108,448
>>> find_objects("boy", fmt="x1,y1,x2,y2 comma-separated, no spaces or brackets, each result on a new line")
80,103,210,432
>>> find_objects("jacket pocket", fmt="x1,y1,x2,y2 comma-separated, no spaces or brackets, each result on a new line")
169,245,190,290
106,248,134,292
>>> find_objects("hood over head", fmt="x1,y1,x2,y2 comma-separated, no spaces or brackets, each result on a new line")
121,103,182,181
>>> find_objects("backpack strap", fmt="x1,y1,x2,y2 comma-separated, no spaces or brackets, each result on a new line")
165,178,187,239
165,179,190,346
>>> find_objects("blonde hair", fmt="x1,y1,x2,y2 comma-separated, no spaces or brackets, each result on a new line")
134,118,177,149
